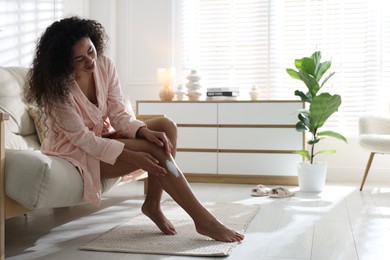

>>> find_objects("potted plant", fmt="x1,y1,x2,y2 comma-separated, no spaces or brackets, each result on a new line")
286,51,347,192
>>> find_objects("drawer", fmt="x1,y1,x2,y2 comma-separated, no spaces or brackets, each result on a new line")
175,152,217,174
218,153,300,176
218,102,303,125
218,128,303,150
137,102,218,124
178,127,217,149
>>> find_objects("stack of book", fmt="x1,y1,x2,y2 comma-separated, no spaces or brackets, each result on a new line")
206,87,240,98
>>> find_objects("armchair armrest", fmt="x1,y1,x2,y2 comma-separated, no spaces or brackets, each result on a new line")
1,112,9,260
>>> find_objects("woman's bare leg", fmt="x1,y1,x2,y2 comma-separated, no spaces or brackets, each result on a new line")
100,117,244,242
101,118,177,235
141,118,244,242
141,117,177,235
141,168,176,235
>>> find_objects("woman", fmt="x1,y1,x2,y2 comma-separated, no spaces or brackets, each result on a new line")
26,16,244,242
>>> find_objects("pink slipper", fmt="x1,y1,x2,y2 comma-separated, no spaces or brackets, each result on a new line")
251,184,271,197
268,186,294,198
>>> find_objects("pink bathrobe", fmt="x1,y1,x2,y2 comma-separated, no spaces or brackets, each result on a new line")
41,56,146,206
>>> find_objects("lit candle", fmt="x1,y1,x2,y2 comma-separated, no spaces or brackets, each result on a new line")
157,67,176,101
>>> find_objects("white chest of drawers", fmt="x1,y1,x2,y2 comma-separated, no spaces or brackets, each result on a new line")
136,100,304,185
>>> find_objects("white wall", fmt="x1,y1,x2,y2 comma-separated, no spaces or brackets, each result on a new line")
1,0,389,184
88,0,116,61
63,0,88,16
116,0,174,103
65,0,174,105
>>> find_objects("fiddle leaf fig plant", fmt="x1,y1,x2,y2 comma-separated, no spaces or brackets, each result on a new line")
286,51,347,164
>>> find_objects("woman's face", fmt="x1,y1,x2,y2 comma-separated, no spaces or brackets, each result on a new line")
72,37,97,76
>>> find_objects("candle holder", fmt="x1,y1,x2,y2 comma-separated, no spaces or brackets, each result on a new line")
157,67,175,101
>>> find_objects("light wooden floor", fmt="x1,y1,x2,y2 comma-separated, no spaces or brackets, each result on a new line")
5,180,390,260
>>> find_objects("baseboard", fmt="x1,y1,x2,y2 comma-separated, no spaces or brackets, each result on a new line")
183,169,390,186
326,167,390,183
184,173,298,186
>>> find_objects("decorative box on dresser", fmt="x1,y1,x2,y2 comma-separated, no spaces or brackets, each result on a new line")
136,100,304,185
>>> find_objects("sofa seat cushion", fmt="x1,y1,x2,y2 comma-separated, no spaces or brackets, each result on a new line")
5,149,120,209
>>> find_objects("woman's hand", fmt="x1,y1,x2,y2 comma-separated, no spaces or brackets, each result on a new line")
126,150,167,176
136,127,172,154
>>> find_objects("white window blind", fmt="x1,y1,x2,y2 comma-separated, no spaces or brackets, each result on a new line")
178,0,390,137
180,0,269,92
0,0,63,66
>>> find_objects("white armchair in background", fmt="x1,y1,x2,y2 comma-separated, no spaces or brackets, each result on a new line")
358,115,390,190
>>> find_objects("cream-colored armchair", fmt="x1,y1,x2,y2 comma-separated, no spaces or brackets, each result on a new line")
0,67,148,259
358,115,390,191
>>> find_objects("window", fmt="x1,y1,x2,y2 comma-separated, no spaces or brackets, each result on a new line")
0,0,63,66
176,0,390,136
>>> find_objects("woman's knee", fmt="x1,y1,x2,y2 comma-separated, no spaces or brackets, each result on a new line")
162,117,177,135
147,117,177,139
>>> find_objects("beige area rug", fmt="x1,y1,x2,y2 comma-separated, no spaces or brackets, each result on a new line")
80,201,260,256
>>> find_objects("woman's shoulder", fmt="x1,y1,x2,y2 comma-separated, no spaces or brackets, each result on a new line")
96,55,117,78
97,55,115,68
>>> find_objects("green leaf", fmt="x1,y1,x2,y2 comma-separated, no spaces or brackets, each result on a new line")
309,93,342,131
311,51,321,66
298,112,310,128
294,90,310,102
305,91,313,103
296,110,310,132
298,71,320,97
312,51,322,78
320,72,335,88
316,61,331,81
297,108,310,115
308,138,320,145
317,130,348,143
314,149,336,156
286,68,300,80
299,57,316,76
294,58,303,70
293,150,310,160
296,121,309,132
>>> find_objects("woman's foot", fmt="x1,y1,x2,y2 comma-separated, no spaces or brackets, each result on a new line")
195,218,244,242
141,203,177,235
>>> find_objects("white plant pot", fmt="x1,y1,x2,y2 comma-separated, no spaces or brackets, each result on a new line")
297,161,327,192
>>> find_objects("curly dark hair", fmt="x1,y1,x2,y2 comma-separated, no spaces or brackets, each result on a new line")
26,16,108,112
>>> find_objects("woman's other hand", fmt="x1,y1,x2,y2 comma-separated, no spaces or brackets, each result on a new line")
136,127,172,154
